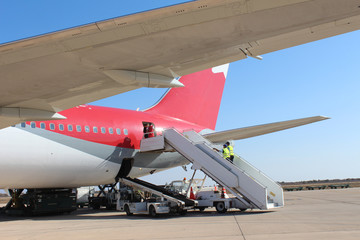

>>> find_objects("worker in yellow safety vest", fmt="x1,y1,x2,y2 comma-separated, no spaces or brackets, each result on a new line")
226,141,234,163
222,144,230,161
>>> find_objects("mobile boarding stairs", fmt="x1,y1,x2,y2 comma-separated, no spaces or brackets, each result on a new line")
140,129,284,210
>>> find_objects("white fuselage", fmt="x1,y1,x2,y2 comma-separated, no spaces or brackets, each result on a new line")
0,126,187,189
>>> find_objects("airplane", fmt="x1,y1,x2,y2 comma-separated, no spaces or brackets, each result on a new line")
0,63,328,189
0,0,360,206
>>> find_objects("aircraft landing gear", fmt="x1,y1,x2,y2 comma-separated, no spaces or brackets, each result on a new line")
1,189,25,215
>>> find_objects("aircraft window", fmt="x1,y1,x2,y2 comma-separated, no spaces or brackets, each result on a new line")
109,128,114,134
50,123,55,130
40,123,46,129
85,126,90,133
76,125,82,132
59,124,64,131
93,126,98,133
101,127,106,134
124,129,128,135
30,122,36,128
68,124,73,131
21,123,26,128
116,128,121,135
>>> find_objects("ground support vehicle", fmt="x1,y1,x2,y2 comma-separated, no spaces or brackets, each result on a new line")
3,188,77,216
116,177,196,217
76,186,95,208
165,174,249,213
141,129,284,210
196,189,249,213
118,196,174,217
88,183,118,210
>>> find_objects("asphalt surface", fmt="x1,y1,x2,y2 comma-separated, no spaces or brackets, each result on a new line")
0,188,359,240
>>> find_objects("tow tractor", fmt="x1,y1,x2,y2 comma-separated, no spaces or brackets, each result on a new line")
195,187,248,213
116,177,196,217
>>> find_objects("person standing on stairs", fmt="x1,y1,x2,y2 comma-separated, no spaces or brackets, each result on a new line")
226,141,234,163
222,144,231,162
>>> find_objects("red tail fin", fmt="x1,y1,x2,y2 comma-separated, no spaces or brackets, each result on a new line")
144,64,229,130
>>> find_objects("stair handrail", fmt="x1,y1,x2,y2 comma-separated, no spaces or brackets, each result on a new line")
234,154,283,188
165,129,269,208
183,130,283,205
185,130,267,188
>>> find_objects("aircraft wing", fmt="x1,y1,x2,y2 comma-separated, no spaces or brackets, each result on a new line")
1,0,360,128
203,116,329,142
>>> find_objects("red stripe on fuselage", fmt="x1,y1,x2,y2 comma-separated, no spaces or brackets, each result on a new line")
25,105,206,149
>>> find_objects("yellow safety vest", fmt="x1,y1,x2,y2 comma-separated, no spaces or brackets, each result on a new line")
222,148,230,159
227,145,234,156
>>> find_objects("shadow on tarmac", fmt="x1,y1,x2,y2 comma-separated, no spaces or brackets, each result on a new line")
0,207,273,222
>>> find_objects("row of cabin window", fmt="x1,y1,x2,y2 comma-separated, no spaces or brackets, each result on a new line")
20,122,128,135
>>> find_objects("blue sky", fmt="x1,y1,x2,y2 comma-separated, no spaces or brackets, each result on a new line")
1,1,359,184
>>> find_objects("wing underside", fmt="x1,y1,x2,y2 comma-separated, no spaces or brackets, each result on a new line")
1,0,360,128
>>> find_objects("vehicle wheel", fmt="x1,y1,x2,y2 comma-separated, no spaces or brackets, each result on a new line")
239,208,247,212
198,207,205,212
124,205,133,216
215,202,227,213
149,205,157,217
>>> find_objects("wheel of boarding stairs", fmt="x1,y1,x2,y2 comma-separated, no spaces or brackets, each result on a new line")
149,205,157,217
239,208,248,212
215,202,227,213
124,204,133,216
198,207,205,212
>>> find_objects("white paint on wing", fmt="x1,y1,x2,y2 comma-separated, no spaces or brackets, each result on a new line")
212,64,229,78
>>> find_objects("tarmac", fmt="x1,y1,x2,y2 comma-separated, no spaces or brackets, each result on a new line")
0,188,359,240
